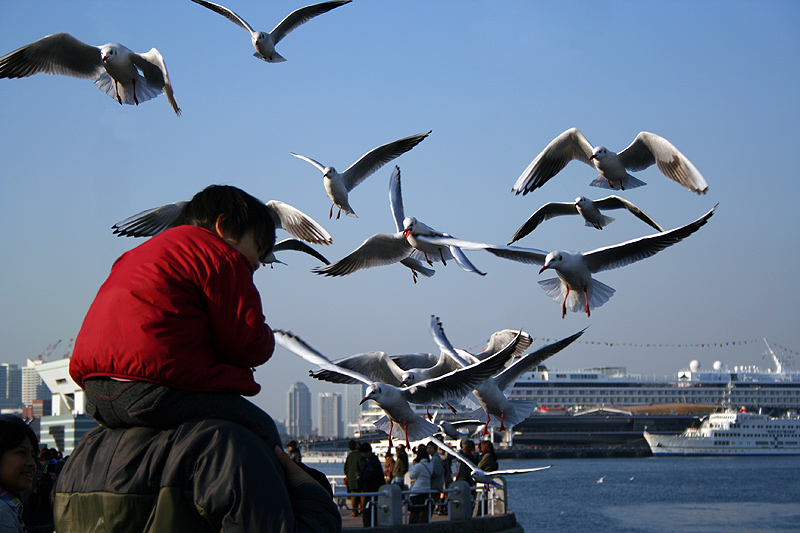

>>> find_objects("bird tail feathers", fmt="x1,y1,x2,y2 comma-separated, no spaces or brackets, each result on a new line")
585,214,615,229
590,174,646,190
538,277,615,313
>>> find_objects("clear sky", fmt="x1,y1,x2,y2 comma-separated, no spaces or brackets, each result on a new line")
1,1,799,427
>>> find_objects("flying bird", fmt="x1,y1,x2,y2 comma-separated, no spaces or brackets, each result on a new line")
509,195,664,244
0,33,180,114
512,128,708,195
313,166,485,279
430,319,585,432
290,131,431,219
191,0,351,63
274,328,521,448
111,199,332,246
487,205,717,317
428,436,551,487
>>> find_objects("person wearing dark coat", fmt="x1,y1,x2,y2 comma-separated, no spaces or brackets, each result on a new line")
357,443,384,527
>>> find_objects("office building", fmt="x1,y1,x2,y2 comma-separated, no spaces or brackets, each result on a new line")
286,382,312,439
318,392,342,439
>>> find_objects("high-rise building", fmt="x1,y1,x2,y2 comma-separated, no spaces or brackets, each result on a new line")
318,392,342,439
22,359,51,406
344,383,366,437
0,363,23,410
286,382,312,439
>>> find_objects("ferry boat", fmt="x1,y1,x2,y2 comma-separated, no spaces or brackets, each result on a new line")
643,409,800,456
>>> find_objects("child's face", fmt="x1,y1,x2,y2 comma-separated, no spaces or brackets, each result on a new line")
0,437,37,494
223,230,265,272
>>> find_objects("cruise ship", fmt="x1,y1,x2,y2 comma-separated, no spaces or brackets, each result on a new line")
508,339,800,413
643,409,800,456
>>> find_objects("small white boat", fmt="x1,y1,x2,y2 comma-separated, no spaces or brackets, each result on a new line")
644,409,800,456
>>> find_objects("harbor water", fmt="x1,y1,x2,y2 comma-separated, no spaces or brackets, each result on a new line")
312,455,800,532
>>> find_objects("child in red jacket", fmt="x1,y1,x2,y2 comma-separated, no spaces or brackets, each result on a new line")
70,185,282,448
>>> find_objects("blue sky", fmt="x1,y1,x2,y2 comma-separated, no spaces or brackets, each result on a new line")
1,1,799,425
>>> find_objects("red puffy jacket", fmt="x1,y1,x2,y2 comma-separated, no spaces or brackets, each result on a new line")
70,225,274,396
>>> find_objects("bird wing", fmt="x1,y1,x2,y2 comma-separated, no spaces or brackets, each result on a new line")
512,128,594,195
132,48,181,115
428,436,479,473
312,232,412,276
289,152,327,173
112,201,187,237
583,205,716,274
485,244,549,266
491,466,552,476
191,0,256,35
272,238,329,264
403,332,520,406
0,33,103,79
592,196,663,232
428,316,473,368
342,131,431,191
311,350,405,386
389,352,440,370
618,132,708,194
274,329,372,385
270,0,351,44
265,200,332,245
449,245,486,276
389,165,405,232
508,202,578,244
493,329,586,391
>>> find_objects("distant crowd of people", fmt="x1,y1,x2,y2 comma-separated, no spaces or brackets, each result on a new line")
341,436,499,525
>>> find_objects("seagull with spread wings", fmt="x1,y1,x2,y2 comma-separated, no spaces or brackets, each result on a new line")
0,33,180,114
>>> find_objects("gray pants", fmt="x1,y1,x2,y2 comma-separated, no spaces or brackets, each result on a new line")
83,378,281,450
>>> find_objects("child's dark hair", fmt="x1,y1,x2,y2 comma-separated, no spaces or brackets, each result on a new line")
0,414,38,462
172,185,276,261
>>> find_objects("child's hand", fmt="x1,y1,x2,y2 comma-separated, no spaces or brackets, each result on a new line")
274,445,317,489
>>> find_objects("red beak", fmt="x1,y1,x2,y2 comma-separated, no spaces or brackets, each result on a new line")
403,229,411,242
539,265,548,274
359,397,368,405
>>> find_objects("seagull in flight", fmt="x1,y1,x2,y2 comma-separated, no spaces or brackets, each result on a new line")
313,166,485,279
430,318,586,432
0,33,180,114
509,195,664,244
487,205,717,317
274,328,521,448
111,199,332,246
429,436,551,487
191,0,351,63
512,128,708,195
291,131,431,219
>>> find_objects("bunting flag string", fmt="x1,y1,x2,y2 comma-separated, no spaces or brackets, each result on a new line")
525,338,799,357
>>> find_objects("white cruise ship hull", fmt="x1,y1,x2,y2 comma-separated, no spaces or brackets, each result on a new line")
644,431,800,456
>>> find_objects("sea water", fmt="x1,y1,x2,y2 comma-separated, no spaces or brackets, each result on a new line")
313,456,800,532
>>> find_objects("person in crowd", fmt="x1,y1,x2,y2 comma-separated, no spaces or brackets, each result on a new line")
383,450,395,485
407,445,433,524
455,439,480,486
358,442,384,527
343,439,365,517
391,444,408,488
426,441,445,515
70,185,283,450
287,440,302,463
0,415,38,533
478,440,499,472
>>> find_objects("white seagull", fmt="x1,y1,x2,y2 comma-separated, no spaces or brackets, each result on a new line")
191,0,351,63
487,205,717,317
429,436,551,487
111,199,332,246
290,131,431,219
313,166,486,279
512,128,708,195
0,33,180,114
274,329,521,448
430,319,586,432
509,195,664,244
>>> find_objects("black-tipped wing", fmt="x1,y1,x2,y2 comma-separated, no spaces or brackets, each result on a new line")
271,0,351,44
619,132,708,195
274,330,372,386
592,195,663,232
310,351,405,386
508,202,578,244
485,245,549,267
312,232,411,277
494,329,586,390
583,205,716,274
112,201,187,237
266,200,332,245
512,128,594,195
191,0,255,34
272,238,329,264
0,33,102,79
342,131,431,191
